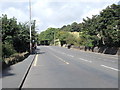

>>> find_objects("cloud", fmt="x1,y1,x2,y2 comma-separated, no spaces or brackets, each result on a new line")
80,7,104,20
0,0,119,33
0,7,29,23
0,0,118,3
31,1,85,31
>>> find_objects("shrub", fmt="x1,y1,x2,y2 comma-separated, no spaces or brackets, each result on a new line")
2,43,16,58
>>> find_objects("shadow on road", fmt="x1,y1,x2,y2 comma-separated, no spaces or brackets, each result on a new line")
1,47,46,78
2,66,15,78
31,48,46,55
37,52,45,54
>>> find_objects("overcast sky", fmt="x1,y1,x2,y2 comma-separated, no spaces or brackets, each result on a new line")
0,0,119,33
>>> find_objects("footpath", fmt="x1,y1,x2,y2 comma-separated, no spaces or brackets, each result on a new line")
1,54,36,89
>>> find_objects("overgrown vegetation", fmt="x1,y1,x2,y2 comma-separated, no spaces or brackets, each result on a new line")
38,4,120,48
1,14,38,63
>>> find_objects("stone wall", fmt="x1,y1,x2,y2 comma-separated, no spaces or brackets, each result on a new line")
71,45,119,55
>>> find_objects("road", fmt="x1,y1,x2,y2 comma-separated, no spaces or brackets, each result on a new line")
22,46,119,88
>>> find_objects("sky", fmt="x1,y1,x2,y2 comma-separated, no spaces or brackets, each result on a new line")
0,0,119,33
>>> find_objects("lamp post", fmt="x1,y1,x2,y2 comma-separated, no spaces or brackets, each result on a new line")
29,0,32,53
52,31,55,46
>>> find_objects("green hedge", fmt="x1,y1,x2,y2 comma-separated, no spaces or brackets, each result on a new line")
2,43,16,58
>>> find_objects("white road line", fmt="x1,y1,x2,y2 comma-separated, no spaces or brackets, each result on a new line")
49,47,73,58
101,65,119,71
94,53,118,59
65,62,69,64
33,54,38,66
79,58,92,63
61,52,66,54
49,47,65,55
102,59,116,63
67,54,74,57
50,52,69,65
96,58,117,63
72,48,118,60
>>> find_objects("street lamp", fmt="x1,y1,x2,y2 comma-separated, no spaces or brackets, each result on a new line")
29,0,32,53
54,31,55,46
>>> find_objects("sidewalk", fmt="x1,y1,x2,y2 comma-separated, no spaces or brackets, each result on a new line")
2,54,35,88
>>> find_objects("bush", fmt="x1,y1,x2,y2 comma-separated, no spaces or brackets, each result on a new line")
2,43,16,58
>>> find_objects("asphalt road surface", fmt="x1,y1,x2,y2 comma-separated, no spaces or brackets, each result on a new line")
22,46,119,88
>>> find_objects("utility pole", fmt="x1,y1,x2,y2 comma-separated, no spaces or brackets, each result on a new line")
54,32,55,46
29,0,32,53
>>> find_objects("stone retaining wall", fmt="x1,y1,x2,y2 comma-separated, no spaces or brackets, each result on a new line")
71,46,119,55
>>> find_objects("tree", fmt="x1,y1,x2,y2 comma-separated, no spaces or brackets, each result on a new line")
1,14,37,58
38,28,59,45
38,4,120,48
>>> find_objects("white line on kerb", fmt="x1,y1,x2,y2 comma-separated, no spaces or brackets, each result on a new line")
101,65,119,71
79,58,92,63
33,54,38,66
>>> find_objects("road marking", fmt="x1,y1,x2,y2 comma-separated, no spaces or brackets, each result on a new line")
50,52,69,65
72,48,118,60
79,58,92,63
49,47,70,64
61,52,66,54
96,57,117,63
67,54,74,57
49,47,64,54
65,62,69,64
94,53,118,59
49,47,74,58
102,59,116,63
101,65,119,71
33,54,38,66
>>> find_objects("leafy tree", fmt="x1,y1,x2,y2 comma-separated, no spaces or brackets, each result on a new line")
38,4,120,48
70,22,81,32
38,28,59,45
1,14,37,58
